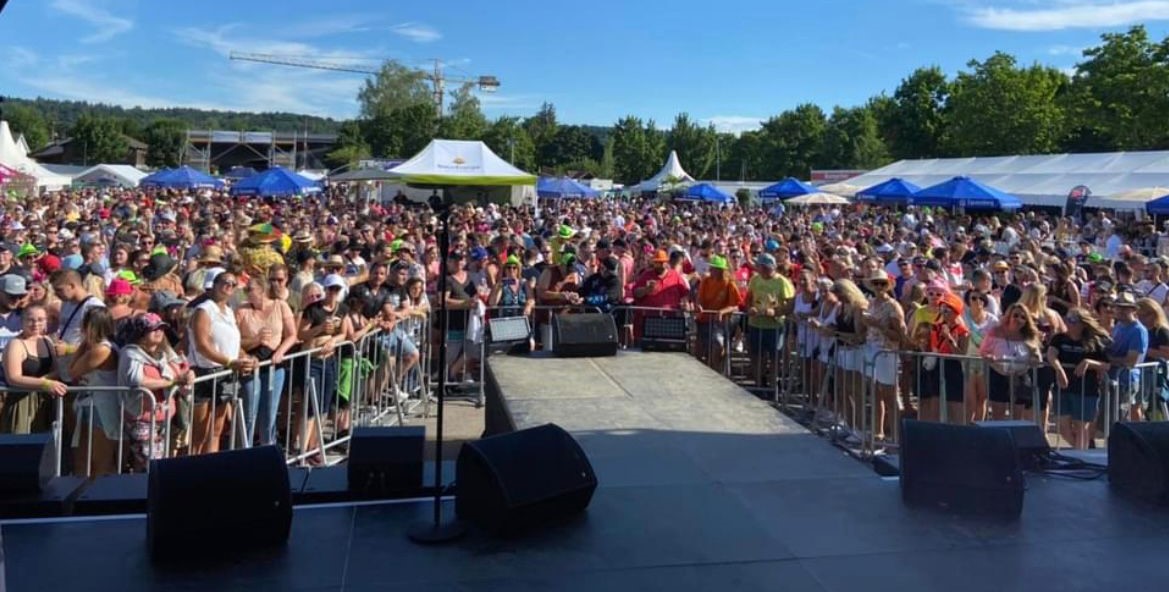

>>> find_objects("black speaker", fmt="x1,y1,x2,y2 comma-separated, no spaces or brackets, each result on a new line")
347,426,424,497
900,420,1025,519
0,433,54,496
1109,422,1169,504
147,445,292,560
975,420,1050,470
553,313,618,357
456,423,597,535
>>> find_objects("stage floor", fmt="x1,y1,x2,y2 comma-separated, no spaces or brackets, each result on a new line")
3,351,1169,591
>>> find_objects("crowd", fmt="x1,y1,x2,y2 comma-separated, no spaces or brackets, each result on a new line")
0,183,1166,476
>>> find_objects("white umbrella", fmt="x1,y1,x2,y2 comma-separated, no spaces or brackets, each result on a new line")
786,192,850,205
816,182,862,197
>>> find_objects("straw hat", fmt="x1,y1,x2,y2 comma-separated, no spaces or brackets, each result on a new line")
199,245,225,265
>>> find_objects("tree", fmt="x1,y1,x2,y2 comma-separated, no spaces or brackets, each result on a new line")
543,125,602,169
362,102,436,158
524,102,559,168
357,60,432,119
1063,26,1169,150
142,119,187,168
3,103,51,151
70,113,128,165
438,83,488,140
611,116,650,184
821,105,890,169
324,120,370,170
482,116,537,171
757,104,827,179
667,113,718,179
880,66,950,159
943,52,1067,156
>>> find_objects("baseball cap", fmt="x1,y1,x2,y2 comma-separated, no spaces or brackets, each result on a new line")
203,267,225,290
323,274,347,290
1,275,28,297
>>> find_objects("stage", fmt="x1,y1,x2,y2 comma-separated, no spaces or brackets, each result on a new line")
3,351,1169,591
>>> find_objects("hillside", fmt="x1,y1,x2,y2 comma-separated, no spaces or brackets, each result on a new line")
3,96,343,134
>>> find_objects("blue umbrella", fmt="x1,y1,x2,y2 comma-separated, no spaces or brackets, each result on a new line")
536,177,599,199
758,177,817,201
139,168,175,188
1146,193,1169,215
141,166,224,190
856,178,922,205
230,166,321,198
911,176,1022,211
682,183,734,204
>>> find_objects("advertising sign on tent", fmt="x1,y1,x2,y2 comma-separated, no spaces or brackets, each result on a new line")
1064,185,1091,222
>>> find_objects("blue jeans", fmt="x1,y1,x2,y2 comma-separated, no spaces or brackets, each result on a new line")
241,366,286,446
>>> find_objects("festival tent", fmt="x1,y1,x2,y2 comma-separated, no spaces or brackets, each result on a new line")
758,177,818,201
387,139,537,186
224,166,257,180
331,167,401,182
855,177,922,205
681,182,734,204
786,193,850,206
1145,193,1169,215
298,169,327,182
631,150,696,193
141,165,224,190
74,164,148,188
537,177,600,199
0,120,71,190
816,181,862,197
910,176,1022,211
231,166,321,197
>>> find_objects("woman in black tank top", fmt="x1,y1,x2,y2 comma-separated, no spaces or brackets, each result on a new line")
1,305,68,434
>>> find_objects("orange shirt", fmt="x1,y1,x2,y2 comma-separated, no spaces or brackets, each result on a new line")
696,275,742,322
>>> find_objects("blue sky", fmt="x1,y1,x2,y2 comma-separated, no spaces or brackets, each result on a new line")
2,0,1168,133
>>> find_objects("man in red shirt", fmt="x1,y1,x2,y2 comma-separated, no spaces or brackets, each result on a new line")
631,249,691,344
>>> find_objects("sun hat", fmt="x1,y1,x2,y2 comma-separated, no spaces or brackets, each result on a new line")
708,255,729,271
652,249,670,263
142,253,177,282
106,278,134,298
505,255,522,267
557,225,576,239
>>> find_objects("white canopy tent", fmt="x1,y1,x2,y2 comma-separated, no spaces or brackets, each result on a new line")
388,139,536,186
74,164,148,188
632,150,696,193
842,151,1169,209
0,121,70,190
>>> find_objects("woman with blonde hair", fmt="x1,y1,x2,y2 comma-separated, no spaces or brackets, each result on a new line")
1047,308,1111,449
1019,283,1065,421
830,279,867,430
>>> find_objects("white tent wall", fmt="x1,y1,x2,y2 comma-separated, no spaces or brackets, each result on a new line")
74,164,148,188
845,150,1169,209
633,150,696,193
0,120,70,190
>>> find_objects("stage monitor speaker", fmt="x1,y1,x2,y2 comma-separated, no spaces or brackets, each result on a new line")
147,445,292,560
456,423,597,536
347,426,425,496
900,419,1025,519
0,433,54,496
1109,421,1169,505
975,420,1050,470
553,313,618,358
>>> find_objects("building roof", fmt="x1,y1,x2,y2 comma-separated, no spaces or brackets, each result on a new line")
30,134,148,158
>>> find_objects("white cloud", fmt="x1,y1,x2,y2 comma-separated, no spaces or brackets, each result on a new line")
963,1,1169,32
703,116,764,135
391,22,442,43
51,0,134,43
477,93,544,112
1047,44,1085,56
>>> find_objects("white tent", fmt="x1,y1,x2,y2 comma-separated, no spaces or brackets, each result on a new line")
387,139,536,186
15,134,29,155
0,121,70,190
632,150,696,193
842,151,1169,209
74,164,148,188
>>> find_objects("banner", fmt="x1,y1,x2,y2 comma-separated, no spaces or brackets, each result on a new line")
1064,185,1091,221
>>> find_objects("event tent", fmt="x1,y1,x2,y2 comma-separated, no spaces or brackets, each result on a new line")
856,177,922,205
632,151,695,193
331,167,401,182
224,166,257,180
1146,193,1169,216
141,166,224,190
816,181,862,197
74,164,148,188
787,193,849,206
758,177,818,201
910,176,1022,211
681,182,734,204
0,120,71,190
231,166,320,197
537,177,600,199
387,139,536,186
840,150,1169,209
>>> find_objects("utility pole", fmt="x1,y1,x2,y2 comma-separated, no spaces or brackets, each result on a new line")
716,136,721,182
433,59,445,119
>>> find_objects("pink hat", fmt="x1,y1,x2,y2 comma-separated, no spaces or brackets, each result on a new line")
926,279,949,294
106,278,134,298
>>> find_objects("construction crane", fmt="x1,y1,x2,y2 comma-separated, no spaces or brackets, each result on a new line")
229,52,500,118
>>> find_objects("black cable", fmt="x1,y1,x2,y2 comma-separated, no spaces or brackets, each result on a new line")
1024,450,1107,481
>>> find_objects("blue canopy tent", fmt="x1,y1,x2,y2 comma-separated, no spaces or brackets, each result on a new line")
224,166,258,180
681,182,735,204
910,176,1022,211
1146,193,1169,215
856,177,922,205
230,166,321,197
758,177,817,201
141,166,224,190
536,177,599,199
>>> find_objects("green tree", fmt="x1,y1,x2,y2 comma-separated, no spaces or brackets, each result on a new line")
944,52,1067,156
357,60,433,119
324,120,370,170
821,105,890,169
543,125,602,169
611,116,651,184
1064,26,1169,150
880,66,950,159
3,103,51,151
667,113,718,179
142,119,187,168
757,104,827,179
362,102,436,158
524,102,559,168
438,83,488,140
70,113,128,165
482,116,537,171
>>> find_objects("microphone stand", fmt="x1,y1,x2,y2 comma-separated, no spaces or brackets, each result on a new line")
408,191,466,544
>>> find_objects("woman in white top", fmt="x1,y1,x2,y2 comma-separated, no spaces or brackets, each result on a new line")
189,271,256,455
961,290,999,424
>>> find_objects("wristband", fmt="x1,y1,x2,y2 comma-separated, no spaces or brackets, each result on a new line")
41,379,52,391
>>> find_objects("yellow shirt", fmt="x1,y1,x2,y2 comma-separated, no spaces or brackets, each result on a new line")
747,274,794,329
